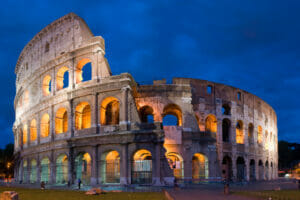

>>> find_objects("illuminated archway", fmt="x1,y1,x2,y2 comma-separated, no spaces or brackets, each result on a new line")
75,152,92,185
205,114,217,133
30,119,37,141
132,149,152,184
56,66,69,90
162,104,182,126
56,154,68,184
23,124,28,145
166,152,184,179
76,58,92,83
55,108,68,134
41,157,50,183
42,75,51,96
257,126,263,144
40,113,50,138
23,160,28,182
100,97,120,125
101,150,120,183
192,153,209,182
75,102,91,130
30,159,37,183
236,120,244,144
139,105,154,123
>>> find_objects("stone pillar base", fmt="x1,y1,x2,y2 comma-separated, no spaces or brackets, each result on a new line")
90,177,97,186
163,177,175,186
120,177,128,185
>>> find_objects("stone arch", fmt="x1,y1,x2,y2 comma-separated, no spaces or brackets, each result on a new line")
222,118,231,142
249,159,255,181
56,154,68,184
41,157,50,183
55,107,68,134
30,119,37,142
75,152,92,185
40,113,50,138
139,105,154,123
162,104,182,126
257,126,263,144
236,120,244,144
248,123,254,144
222,155,232,181
258,160,264,180
131,149,152,184
265,160,269,180
30,159,37,183
56,66,69,90
205,114,217,133
42,75,51,96
100,97,120,125
166,152,184,179
236,156,245,182
75,102,91,130
76,58,92,83
192,153,209,182
100,150,120,184
23,124,28,145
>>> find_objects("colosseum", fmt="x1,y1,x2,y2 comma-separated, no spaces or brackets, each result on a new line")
13,13,278,186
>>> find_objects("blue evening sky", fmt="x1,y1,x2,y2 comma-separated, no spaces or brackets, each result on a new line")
0,0,299,147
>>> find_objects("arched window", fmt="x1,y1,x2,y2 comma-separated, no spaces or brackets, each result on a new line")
222,119,230,142
75,102,91,130
162,104,182,126
192,153,209,181
56,154,68,184
23,124,28,145
75,152,92,185
257,126,263,144
76,58,92,84
30,119,37,141
205,114,217,133
132,149,152,184
55,108,68,134
222,104,231,115
139,105,154,123
30,159,37,183
56,66,69,90
166,152,184,179
100,97,120,125
41,113,50,138
42,75,51,96
236,120,244,144
101,150,120,184
41,157,50,183
248,123,254,144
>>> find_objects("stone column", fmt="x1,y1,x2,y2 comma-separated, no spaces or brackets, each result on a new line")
50,105,55,142
70,58,75,89
37,114,41,145
152,143,162,185
120,86,130,130
183,146,193,183
50,150,55,184
69,99,74,138
51,68,56,95
37,155,41,183
91,145,98,185
245,157,250,181
120,144,128,185
26,120,30,147
232,154,237,181
91,93,98,132
68,147,74,184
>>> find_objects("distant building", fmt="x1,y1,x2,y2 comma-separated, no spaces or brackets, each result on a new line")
13,13,278,186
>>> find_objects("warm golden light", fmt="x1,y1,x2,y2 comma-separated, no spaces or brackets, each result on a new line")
30,119,37,141
23,124,28,144
236,120,244,144
24,90,29,105
205,114,217,133
133,149,152,160
56,66,68,90
55,108,68,134
42,75,51,96
100,97,120,125
41,113,50,138
257,125,263,144
75,102,91,130
162,104,182,126
76,58,91,84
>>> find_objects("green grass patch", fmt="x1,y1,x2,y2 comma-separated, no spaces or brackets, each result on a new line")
235,190,300,200
0,187,166,200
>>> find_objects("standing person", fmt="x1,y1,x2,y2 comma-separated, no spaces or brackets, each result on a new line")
78,178,81,190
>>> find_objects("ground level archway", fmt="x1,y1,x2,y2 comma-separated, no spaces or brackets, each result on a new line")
75,152,92,185
192,153,209,182
100,150,120,184
131,149,152,184
56,154,68,184
166,152,184,180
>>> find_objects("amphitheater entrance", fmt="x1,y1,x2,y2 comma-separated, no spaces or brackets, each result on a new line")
192,153,208,183
249,159,256,181
236,157,246,182
222,156,232,181
131,149,152,184
258,160,264,180
56,154,68,184
75,152,92,185
41,157,50,183
166,152,184,181
23,160,28,183
100,150,120,184
30,159,37,183
265,161,269,180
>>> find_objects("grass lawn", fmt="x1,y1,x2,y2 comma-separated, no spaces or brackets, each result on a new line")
235,190,300,200
0,187,166,200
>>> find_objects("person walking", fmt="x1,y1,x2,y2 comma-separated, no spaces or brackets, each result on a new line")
78,178,82,190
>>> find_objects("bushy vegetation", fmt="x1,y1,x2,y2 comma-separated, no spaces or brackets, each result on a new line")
0,144,14,179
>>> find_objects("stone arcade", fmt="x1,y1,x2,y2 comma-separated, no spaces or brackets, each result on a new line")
13,13,278,186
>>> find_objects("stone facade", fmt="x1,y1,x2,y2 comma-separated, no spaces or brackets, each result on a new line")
13,13,278,186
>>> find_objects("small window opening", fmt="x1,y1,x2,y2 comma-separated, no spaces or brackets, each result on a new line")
207,85,212,94
45,42,49,53
222,104,231,115
237,92,241,100
63,71,69,88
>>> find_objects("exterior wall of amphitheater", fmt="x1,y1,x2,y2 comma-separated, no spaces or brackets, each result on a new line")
13,13,278,186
